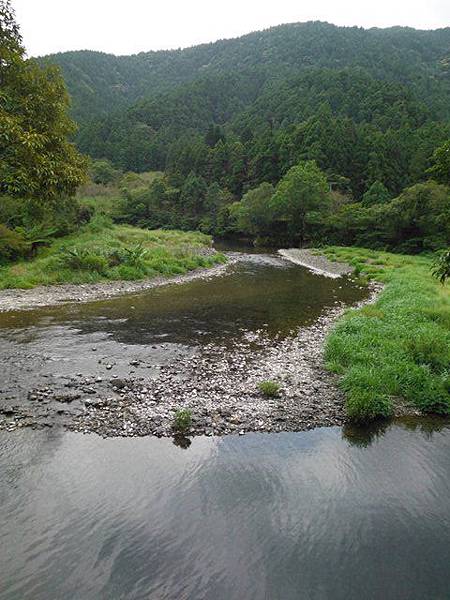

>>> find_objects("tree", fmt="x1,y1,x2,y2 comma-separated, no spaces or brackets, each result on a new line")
384,182,450,252
0,0,23,81
0,1,87,203
432,249,450,284
232,182,275,237
180,172,207,218
362,181,391,207
90,159,121,185
271,161,330,245
428,140,450,185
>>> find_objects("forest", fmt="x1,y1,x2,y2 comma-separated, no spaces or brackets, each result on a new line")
2,12,450,264
36,21,450,253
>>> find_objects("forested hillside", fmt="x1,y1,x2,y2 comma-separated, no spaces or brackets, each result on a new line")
44,22,450,124
42,21,450,251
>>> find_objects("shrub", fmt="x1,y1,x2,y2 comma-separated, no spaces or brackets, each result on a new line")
86,213,114,233
432,249,450,284
0,224,29,263
121,243,149,267
258,380,281,397
58,247,109,274
173,409,192,432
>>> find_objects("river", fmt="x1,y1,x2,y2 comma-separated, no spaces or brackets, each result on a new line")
0,252,367,434
1,251,449,599
1,420,450,599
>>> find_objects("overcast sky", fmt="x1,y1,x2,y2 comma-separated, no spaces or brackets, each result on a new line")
14,0,450,57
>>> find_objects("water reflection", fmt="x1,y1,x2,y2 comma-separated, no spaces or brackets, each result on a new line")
343,415,450,447
1,421,450,600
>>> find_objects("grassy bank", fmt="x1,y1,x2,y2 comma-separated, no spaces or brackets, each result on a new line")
0,222,225,290
321,247,450,421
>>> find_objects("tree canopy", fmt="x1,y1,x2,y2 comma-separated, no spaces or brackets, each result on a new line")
0,0,87,203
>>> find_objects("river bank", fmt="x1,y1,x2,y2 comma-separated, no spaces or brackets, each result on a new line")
2,247,442,437
0,255,237,313
322,246,450,421
0,226,227,311
69,284,381,438
0,244,348,313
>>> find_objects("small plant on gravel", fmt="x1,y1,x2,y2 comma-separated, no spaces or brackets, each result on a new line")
258,380,281,397
173,409,192,432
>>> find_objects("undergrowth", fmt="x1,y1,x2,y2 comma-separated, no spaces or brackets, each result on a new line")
0,224,226,289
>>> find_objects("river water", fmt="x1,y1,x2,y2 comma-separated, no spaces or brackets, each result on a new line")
1,253,450,598
1,420,450,600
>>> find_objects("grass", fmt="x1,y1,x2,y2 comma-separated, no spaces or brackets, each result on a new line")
173,409,192,432
258,380,281,397
322,246,450,422
0,222,226,289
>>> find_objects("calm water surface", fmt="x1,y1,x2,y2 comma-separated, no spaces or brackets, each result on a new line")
1,420,450,600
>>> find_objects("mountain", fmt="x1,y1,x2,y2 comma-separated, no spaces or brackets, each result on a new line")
41,21,450,200
42,21,450,125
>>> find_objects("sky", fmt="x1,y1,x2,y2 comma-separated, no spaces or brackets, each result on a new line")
14,0,450,57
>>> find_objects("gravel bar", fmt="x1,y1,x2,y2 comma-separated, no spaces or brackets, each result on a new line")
279,249,353,278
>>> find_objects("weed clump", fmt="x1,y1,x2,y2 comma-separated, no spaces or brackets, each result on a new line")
258,380,281,397
173,409,192,432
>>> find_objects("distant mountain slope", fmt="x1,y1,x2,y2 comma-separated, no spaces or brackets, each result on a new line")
42,21,450,125
41,21,450,200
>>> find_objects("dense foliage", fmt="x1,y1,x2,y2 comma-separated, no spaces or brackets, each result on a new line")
0,0,87,263
40,21,450,253
44,22,450,126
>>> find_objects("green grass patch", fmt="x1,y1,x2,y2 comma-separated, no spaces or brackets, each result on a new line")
323,246,450,421
0,224,226,289
258,380,281,397
173,409,192,432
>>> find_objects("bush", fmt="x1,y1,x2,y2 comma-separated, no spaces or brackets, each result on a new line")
86,213,114,233
0,224,29,263
120,243,149,267
173,409,192,432
258,380,281,397
432,249,450,284
58,247,109,274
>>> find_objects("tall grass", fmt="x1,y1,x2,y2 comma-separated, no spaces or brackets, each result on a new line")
0,224,225,289
323,247,450,421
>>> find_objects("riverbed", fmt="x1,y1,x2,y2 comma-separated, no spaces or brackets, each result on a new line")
1,419,450,600
0,251,369,435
